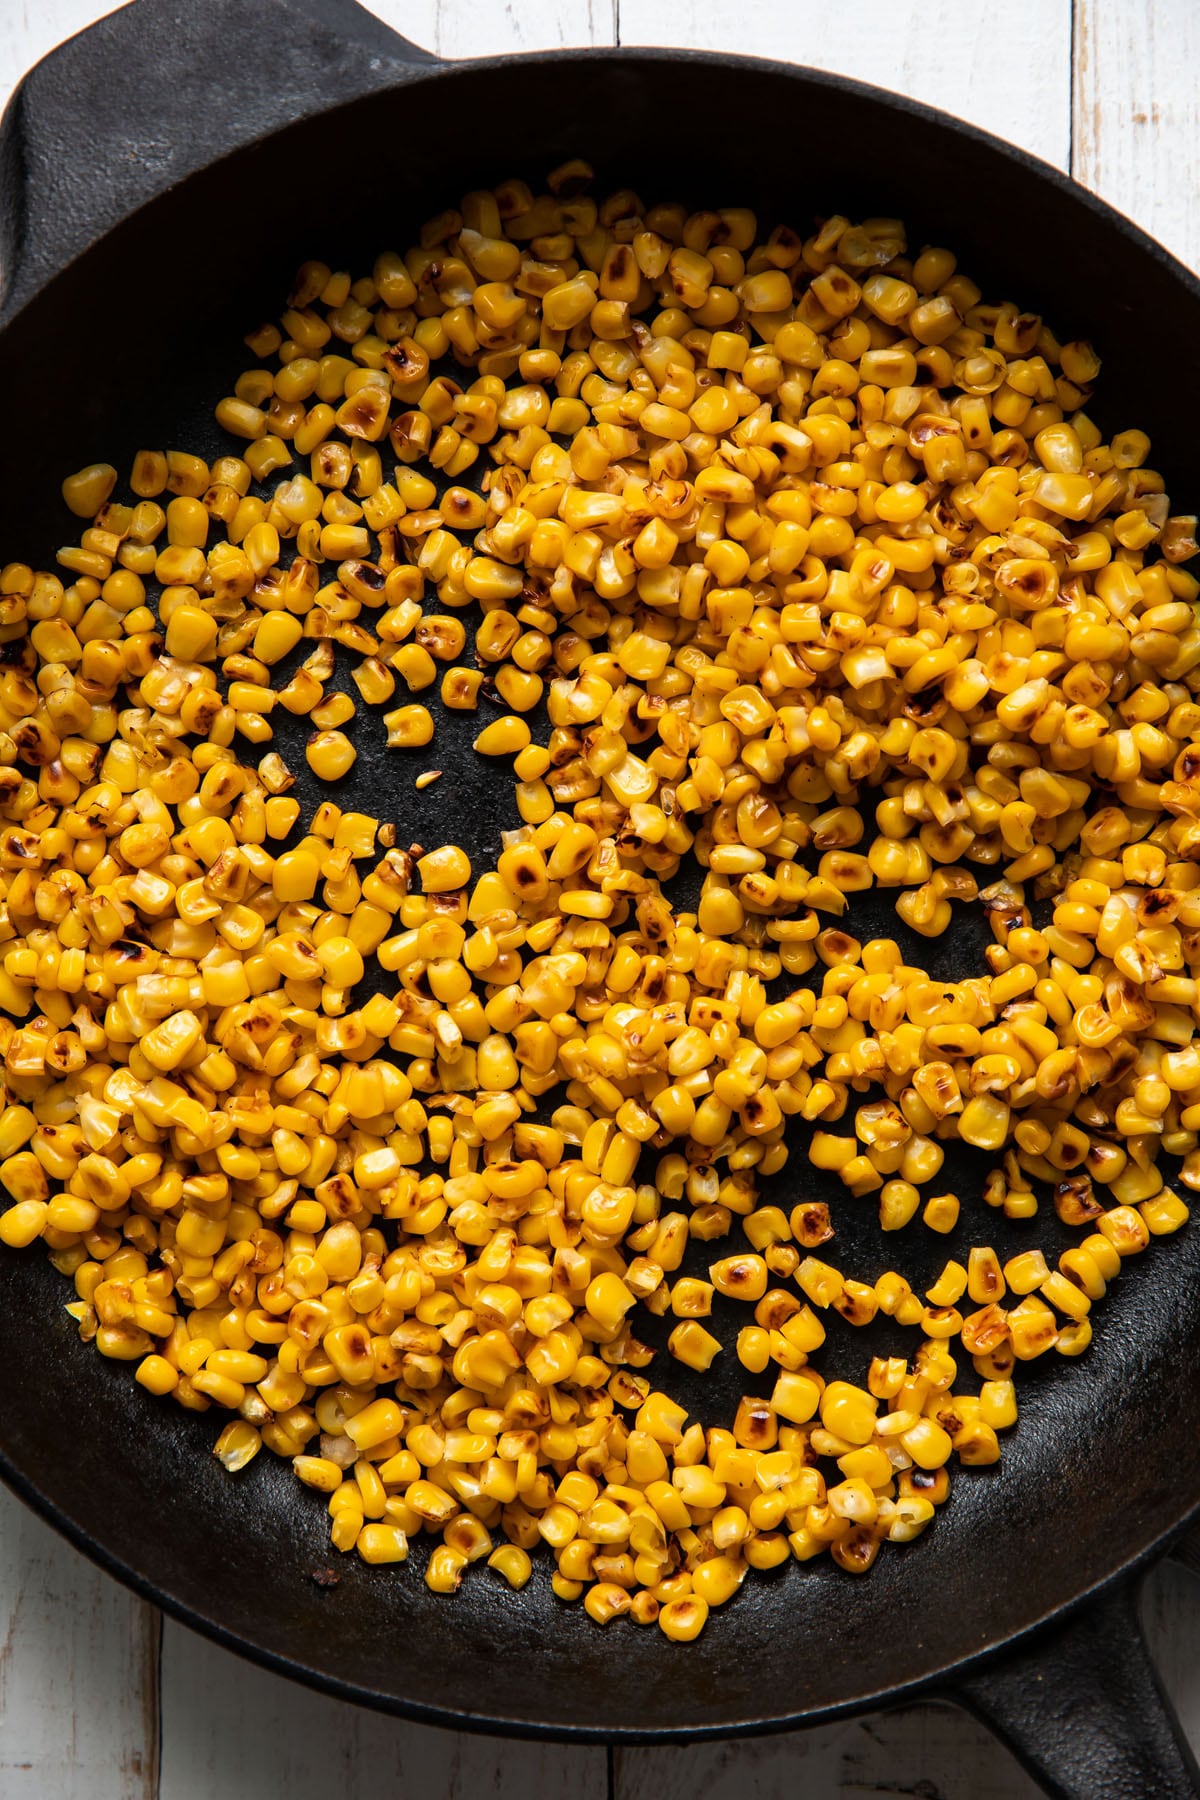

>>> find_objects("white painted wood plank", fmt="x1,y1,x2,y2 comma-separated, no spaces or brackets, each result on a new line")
617,0,1073,168
0,1483,158,1800
1072,0,1200,274
613,1560,1200,1800
157,1617,609,1800
1145,1558,1200,1752
616,1706,1043,1800
367,0,615,57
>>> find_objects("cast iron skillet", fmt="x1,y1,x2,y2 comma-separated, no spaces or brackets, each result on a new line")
1,3,1199,1793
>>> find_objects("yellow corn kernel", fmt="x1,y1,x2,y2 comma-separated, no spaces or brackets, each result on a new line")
63,463,118,518
357,1523,409,1564
214,1422,262,1473
306,730,357,780
0,1199,48,1248
487,1545,532,1589
922,1193,960,1235
135,1354,179,1397
474,716,533,757
418,846,471,893
667,1321,722,1372
586,1273,636,1330
658,1596,709,1641
383,704,435,747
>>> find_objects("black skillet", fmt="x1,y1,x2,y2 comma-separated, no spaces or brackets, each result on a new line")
1,4,1198,1794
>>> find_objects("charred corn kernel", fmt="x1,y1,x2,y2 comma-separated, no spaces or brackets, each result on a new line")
901,1418,953,1470
709,1255,768,1301
584,1582,631,1624
1009,1295,1060,1359
1041,1270,1091,1320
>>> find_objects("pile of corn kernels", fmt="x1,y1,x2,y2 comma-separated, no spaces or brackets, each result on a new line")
1,165,1198,1638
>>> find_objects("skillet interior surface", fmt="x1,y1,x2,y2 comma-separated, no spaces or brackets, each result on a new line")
0,49,1198,1737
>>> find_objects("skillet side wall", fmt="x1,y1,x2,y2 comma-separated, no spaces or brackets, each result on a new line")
0,52,1197,1738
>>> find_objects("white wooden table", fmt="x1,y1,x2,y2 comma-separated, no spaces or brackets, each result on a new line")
1,2,1198,1794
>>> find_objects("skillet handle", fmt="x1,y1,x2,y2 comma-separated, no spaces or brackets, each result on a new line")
949,1574,1199,1799
0,0,439,320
